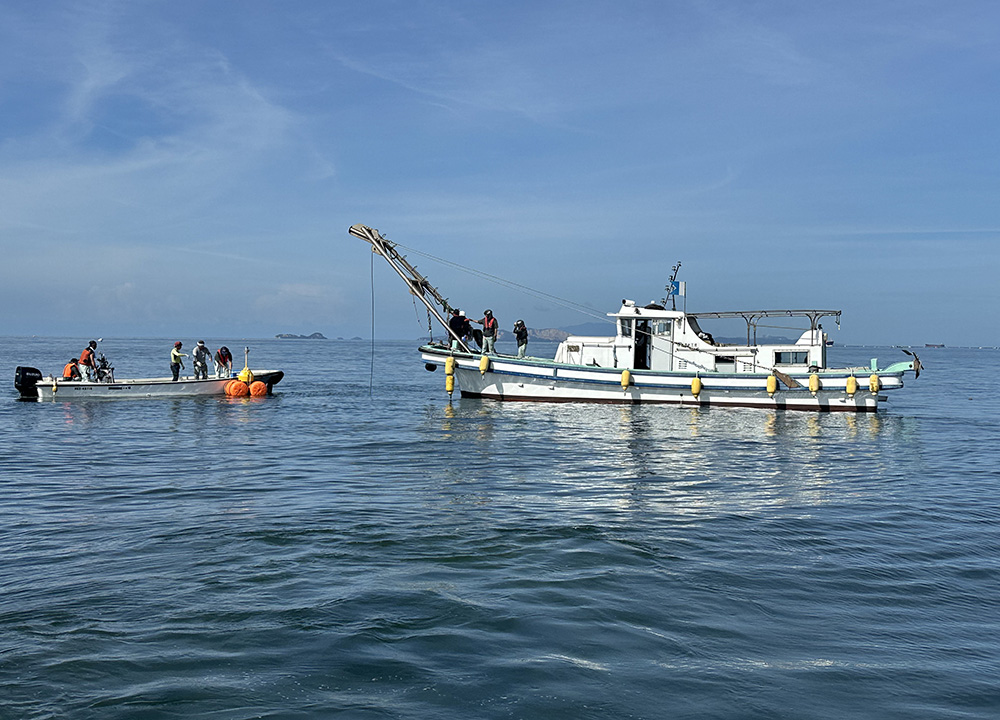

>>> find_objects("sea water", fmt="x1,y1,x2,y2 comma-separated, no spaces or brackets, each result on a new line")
1,337,998,719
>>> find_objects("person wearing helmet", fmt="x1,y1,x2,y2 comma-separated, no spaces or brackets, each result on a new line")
513,319,528,358
170,341,187,381
474,309,498,354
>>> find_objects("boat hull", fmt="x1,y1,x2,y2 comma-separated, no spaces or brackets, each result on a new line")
421,347,901,412
26,371,284,401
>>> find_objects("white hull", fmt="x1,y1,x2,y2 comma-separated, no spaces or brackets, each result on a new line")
29,371,283,401
348,224,921,414
423,349,903,412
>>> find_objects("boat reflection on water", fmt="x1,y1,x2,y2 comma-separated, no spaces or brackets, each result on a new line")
429,399,917,516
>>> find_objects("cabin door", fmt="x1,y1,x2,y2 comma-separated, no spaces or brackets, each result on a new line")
634,320,651,370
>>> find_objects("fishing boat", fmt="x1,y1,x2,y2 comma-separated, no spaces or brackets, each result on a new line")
14,348,284,401
350,224,921,412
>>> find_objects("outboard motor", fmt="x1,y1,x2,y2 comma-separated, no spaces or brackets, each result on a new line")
14,366,43,399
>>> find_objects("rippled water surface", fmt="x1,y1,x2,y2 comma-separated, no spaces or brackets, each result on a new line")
2,338,999,719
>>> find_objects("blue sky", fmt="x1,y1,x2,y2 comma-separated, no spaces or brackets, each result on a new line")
2,1,997,345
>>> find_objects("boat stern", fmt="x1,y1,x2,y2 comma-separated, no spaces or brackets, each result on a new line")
14,366,43,400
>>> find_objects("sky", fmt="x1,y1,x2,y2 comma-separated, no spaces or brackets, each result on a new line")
1,0,998,346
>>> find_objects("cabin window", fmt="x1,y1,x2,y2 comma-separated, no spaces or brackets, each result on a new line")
652,320,672,335
620,319,633,337
775,351,808,364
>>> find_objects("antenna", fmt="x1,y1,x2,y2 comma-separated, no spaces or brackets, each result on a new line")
664,261,682,310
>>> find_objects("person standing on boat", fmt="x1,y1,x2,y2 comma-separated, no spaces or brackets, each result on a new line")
460,311,478,348
215,346,233,378
513,319,528,358
474,309,499,354
79,340,98,381
170,341,187,381
62,358,82,380
192,340,213,379
448,309,468,351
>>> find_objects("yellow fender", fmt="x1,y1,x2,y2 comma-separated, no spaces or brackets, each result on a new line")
766,375,778,397
691,376,702,398
445,356,455,375
846,375,858,397
479,355,490,376
446,374,455,395
869,373,881,394
808,373,820,395
621,369,631,390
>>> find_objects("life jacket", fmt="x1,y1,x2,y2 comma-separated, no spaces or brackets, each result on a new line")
483,316,498,336
79,347,94,366
63,362,79,379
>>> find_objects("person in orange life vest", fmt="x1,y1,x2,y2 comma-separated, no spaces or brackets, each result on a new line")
474,309,498,354
215,346,233,378
62,358,82,380
170,341,187,381
78,340,98,380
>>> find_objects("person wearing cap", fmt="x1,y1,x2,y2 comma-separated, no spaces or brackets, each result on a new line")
170,341,187,381
191,340,214,379
62,358,82,381
513,319,528,358
474,309,499,354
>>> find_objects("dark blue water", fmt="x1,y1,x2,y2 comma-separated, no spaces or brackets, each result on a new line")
2,338,999,719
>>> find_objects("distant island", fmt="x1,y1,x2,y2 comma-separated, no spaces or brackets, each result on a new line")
275,332,327,339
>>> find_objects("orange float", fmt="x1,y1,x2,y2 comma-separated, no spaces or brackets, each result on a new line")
226,380,249,397
249,381,268,397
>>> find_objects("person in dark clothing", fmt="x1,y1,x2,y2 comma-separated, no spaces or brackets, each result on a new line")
448,309,466,351
513,319,528,358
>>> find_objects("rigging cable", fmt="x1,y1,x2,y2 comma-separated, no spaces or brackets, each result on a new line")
369,249,375,397
392,242,612,325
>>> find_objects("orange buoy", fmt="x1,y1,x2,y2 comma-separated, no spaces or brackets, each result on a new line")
226,380,249,397
249,381,268,397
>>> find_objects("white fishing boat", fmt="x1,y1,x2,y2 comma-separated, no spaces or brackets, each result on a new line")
15,348,284,401
350,224,921,413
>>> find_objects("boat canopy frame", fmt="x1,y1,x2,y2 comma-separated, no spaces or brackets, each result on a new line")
686,309,842,345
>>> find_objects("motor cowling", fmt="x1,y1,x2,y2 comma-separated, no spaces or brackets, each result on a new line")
14,366,43,399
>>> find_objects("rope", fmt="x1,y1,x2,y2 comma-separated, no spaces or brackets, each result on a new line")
392,241,612,325
369,251,375,398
